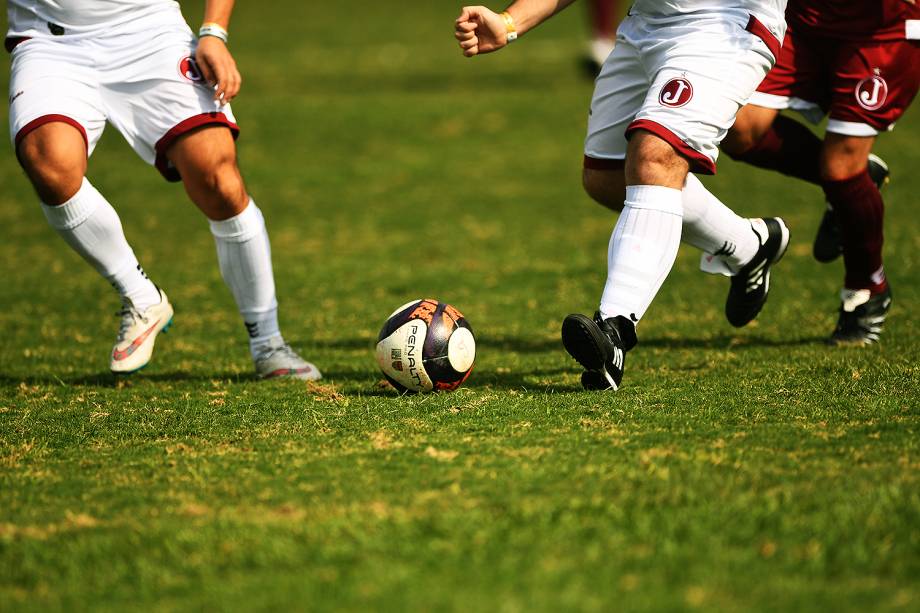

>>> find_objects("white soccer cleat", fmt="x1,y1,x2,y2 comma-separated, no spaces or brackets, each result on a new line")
254,337,322,381
110,288,174,375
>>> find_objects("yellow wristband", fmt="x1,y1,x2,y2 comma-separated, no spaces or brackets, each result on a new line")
500,11,518,43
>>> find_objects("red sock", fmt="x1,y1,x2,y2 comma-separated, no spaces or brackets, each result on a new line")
727,115,822,185
822,170,887,293
588,0,619,39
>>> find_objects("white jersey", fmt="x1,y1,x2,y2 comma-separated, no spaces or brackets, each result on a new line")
629,0,787,40
7,0,180,37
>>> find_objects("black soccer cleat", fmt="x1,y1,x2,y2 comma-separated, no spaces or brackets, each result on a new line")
561,312,636,391
827,286,892,346
725,217,790,328
813,153,889,263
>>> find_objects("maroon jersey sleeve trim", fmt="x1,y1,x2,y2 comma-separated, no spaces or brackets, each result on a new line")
154,112,241,182
746,15,782,61
625,119,717,175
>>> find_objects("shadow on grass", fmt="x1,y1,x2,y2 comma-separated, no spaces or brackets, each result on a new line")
0,371,255,388
310,333,823,354
0,334,823,393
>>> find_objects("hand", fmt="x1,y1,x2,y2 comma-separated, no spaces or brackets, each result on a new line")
455,6,509,57
195,35,242,104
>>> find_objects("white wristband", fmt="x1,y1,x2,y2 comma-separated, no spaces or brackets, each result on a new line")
198,23,229,44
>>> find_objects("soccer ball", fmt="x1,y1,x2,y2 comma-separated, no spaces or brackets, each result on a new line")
375,299,475,393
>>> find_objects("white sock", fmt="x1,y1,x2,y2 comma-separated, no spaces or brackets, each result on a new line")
41,178,161,311
208,199,282,358
681,173,759,275
599,185,683,323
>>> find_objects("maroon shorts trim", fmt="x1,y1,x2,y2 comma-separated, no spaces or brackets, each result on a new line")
746,15,781,61
153,111,241,182
583,156,625,170
4,37,30,53
625,119,717,175
15,114,89,155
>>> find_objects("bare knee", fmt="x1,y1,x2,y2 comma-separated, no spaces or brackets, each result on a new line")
722,104,778,157
16,123,87,204
626,131,689,188
820,134,875,182
582,166,626,211
194,155,248,214
167,127,249,220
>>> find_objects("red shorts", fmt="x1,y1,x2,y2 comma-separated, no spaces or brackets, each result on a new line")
750,24,920,136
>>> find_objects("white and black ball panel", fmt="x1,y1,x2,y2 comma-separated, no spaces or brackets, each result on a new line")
375,319,433,393
375,299,475,393
447,327,475,372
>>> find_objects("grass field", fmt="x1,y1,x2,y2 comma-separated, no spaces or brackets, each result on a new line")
1,1,919,610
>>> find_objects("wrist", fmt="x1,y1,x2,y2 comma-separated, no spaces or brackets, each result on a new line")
199,22,229,44
499,11,518,43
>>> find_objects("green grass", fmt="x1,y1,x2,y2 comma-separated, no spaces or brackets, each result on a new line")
1,1,918,610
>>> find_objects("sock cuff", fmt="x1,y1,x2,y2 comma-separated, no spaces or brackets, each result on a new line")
624,184,683,216
41,177,98,230
822,168,875,202
239,300,280,317
208,199,264,242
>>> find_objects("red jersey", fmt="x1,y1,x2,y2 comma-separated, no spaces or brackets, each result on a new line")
787,0,920,42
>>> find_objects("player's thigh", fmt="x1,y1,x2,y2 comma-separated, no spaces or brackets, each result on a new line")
629,15,777,176
826,38,920,138
8,38,106,201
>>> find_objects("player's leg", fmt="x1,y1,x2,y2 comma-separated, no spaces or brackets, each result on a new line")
565,23,651,390
165,127,320,380
101,12,320,379
584,150,767,278
566,16,788,389
820,133,891,345
722,29,890,264
723,104,823,185
818,36,919,345
9,44,169,374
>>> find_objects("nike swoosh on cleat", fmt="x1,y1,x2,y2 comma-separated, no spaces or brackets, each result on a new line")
264,367,314,379
112,320,161,361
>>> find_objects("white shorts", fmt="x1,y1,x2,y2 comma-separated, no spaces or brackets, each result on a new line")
7,5,238,182
584,12,780,174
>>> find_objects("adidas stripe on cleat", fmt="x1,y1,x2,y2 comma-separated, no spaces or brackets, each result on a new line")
827,286,892,346
725,217,789,328
561,312,635,391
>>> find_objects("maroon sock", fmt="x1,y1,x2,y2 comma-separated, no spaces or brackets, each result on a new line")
822,170,887,293
727,115,822,185
588,0,620,39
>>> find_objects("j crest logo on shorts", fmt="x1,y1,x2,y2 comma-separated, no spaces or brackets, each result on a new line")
659,78,693,108
178,56,203,82
855,72,888,111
